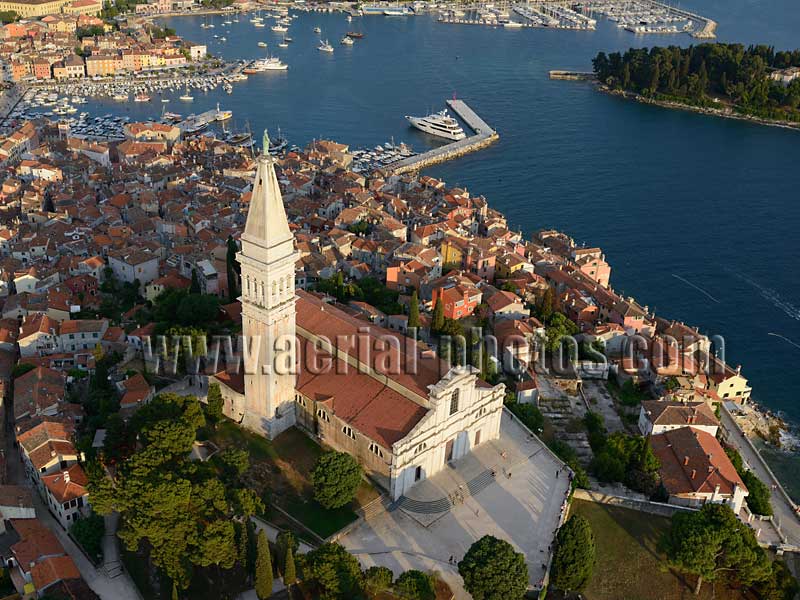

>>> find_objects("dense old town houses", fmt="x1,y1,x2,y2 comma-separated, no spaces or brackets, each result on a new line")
211,149,506,500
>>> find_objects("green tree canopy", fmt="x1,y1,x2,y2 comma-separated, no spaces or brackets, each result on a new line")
660,503,772,595
457,535,528,600
408,290,421,330
550,515,595,592
395,570,435,600
255,530,273,600
87,393,254,589
283,545,296,586
298,542,365,600
431,297,445,333
312,451,363,509
364,565,393,593
205,382,224,426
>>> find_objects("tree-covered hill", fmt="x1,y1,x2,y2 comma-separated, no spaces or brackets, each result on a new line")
592,44,800,122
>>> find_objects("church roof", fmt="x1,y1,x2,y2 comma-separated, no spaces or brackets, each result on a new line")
296,351,428,448
242,154,293,250
296,290,445,401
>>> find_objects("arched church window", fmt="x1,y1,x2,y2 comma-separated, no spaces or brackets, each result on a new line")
342,426,356,440
369,443,384,458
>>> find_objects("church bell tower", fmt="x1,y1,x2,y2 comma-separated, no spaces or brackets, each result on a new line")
237,133,298,439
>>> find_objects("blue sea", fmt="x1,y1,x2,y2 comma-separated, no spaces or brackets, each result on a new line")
87,0,800,492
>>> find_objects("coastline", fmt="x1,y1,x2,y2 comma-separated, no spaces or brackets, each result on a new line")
599,85,800,132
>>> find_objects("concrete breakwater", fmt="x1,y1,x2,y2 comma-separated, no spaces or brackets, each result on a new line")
379,99,499,176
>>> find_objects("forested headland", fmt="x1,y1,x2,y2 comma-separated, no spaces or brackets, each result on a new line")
592,44,800,123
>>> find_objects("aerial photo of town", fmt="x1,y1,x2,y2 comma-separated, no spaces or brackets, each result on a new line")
0,0,798,598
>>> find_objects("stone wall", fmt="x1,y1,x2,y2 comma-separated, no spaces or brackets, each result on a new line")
571,488,697,518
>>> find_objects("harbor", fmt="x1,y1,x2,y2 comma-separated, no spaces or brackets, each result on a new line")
433,0,714,37
379,98,499,176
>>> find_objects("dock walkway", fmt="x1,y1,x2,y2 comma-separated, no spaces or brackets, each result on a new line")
379,99,498,176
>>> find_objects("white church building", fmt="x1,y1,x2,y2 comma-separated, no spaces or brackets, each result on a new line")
212,147,506,501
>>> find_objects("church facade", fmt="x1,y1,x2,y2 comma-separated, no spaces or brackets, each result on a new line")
212,150,506,500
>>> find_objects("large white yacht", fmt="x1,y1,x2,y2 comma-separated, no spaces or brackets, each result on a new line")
405,109,466,141
252,56,288,71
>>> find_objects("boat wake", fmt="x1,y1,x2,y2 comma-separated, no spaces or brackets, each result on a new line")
767,332,800,351
671,274,720,303
736,273,800,321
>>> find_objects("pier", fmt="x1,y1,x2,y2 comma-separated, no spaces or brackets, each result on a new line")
379,99,499,176
549,70,596,81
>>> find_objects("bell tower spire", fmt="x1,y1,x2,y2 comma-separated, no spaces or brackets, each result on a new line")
237,149,298,439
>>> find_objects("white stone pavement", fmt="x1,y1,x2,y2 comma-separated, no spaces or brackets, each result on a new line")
339,412,570,598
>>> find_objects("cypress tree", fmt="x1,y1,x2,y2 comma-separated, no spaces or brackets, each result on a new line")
226,235,239,301
190,268,201,294
283,546,296,587
255,530,273,600
408,290,421,330
550,515,596,592
431,297,444,333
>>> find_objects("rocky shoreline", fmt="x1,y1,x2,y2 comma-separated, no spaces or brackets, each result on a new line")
599,85,800,132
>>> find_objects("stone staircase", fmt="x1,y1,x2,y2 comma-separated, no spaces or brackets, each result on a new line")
392,467,499,516
104,559,123,579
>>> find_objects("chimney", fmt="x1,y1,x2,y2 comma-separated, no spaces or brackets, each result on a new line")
690,469,696,480
683,456,689,466
63,470,69,483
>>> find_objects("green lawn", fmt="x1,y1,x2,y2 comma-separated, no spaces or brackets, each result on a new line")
211,420,379,539
569,500,748,600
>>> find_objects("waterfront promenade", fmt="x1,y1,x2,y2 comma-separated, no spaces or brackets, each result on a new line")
720,405,800,549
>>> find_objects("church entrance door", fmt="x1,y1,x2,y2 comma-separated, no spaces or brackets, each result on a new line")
445,438,454,464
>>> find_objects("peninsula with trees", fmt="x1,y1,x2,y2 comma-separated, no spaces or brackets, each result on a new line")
592,43,800,128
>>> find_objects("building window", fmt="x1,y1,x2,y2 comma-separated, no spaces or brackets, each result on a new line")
449,390,459,416
415,466,423,481
414,442,427,455
368,443,383,458
317,409,330,423
342,426,356,440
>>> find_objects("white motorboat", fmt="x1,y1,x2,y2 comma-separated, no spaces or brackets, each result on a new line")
405,109,466,141
318,39,334,52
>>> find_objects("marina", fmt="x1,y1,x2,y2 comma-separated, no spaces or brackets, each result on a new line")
379,98,499,175
435,0,713,36
0,63,249,137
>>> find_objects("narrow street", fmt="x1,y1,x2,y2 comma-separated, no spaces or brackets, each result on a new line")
3,426,142,600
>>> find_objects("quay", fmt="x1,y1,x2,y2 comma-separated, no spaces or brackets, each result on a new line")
379,99,498,176
549,70,597,81
178,108,225,132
